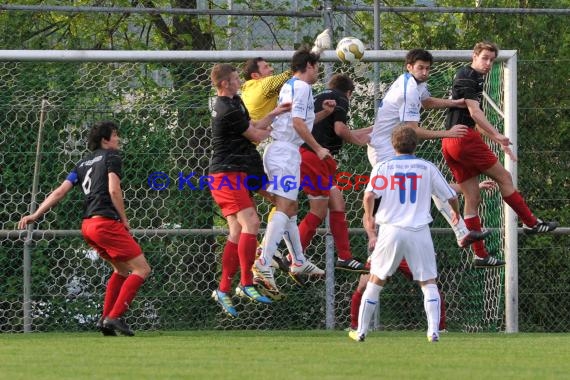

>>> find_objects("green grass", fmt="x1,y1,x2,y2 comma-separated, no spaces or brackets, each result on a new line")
1,331,569,379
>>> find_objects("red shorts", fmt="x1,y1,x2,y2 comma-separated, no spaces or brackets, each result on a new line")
209,172,254,217
300,147,337,197
81,217,142,262
442,128,498,184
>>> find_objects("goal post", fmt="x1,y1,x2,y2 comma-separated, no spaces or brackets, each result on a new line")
0,49,517,333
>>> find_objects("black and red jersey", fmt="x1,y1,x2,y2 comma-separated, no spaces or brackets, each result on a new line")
303,88,349,156
209,95,264,178
66,149,122,220
446,65,485,129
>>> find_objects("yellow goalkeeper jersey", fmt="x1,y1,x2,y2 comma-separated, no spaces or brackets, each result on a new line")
241,69,292,121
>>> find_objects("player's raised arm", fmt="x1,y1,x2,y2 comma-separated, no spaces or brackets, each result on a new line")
18,180,74,229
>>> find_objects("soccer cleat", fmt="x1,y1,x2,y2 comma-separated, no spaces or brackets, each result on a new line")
253,281,286,301
102,317,134,337
211,289,238,318
348,330,365,342
311,28,332,54
458,229,492,248
290,260,325,276
96,316,117,336
252,260,279,292
235,285,273,304
336,258,368,273
427,333,439,343
272,250,291,273
288,272,308,287
473,255,505,268
523,219,558,235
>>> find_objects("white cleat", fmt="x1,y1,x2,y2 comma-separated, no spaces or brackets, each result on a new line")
252,260,278,291
290,260,324,276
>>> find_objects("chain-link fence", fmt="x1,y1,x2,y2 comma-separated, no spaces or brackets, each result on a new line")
1,49,535,333
0,0,568,337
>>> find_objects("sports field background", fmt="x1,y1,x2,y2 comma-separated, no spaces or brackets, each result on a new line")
1,0,569,358
1,331,570,379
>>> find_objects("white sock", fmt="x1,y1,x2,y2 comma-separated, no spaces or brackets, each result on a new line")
260,211,289,267
357,282,383,337
432,195,468,241
421,283,440,337
282,215,306,265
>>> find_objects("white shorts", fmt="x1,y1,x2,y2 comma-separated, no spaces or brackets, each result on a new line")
370,224,437,282
263,141,301,201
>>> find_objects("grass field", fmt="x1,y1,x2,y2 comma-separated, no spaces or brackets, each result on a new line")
1,330,569,379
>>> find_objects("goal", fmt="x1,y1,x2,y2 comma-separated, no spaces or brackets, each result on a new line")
0,49,518,333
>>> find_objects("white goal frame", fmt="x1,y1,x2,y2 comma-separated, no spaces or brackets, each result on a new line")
0,49,519,333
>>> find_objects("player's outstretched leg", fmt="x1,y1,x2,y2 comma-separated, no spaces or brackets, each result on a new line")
523,219,558,234
432,195,491,248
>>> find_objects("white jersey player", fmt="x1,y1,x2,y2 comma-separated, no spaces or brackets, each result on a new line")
253,47,335,293
367,72,430,166
366,48,489,250
269,77,316,147
351,125,460,343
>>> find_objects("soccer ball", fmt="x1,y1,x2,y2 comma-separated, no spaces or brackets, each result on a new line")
336,37,365,63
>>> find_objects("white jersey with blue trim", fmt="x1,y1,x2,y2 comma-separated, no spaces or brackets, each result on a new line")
270,77,315,147
365,154,456,230
368,73,430,164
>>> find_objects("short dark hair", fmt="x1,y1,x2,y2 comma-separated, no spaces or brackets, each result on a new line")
243,57,265,80
405,49,433,66
473,41,499,57
291,46,320,73
328,73,355,93
211,63,236,88
391,124,418,154
88,121,118,151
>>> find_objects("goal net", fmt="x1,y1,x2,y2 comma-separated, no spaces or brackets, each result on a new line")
0,50,512,333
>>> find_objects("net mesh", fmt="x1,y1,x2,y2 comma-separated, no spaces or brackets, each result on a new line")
0,55,505,333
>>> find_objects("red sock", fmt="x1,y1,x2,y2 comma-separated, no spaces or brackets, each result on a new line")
464,216,489,258
503,191,537,227
108,274,145,319
102,272,127,317
298,212,322,251
398,259,412,280
350,289,363,330
219,240,239,293
238,233,257,286
439,290,447,331
329,211,352,261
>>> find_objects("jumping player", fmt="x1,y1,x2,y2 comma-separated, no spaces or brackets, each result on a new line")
443,41,558,265
208,63,291,317
241,57,292,122
253,47,334,293
367,48,491,265
297,73,371,273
